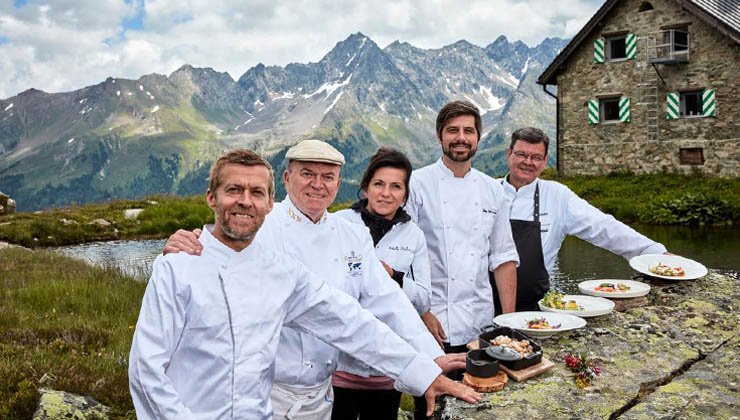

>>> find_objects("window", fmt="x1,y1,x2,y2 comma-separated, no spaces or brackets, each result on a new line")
680,91,702,117
606,35,627,60
600,98,620,122
679,148,704,165
655,28,690,62
667,89,715,119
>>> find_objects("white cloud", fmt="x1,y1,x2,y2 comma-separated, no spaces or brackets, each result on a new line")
0,0,603,99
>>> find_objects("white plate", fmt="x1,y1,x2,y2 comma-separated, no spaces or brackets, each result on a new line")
578,279,650,298
538,294,615,317
629,254,708,280
493,311,587,338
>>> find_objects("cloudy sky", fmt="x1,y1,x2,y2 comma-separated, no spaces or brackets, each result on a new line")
0,0,604,99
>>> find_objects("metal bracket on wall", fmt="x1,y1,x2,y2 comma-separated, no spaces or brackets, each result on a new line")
650,63,667,85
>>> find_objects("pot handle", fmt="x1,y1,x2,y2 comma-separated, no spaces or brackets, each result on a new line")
480,324,497,333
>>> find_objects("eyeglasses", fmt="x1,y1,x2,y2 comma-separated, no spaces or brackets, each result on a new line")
511,150,546,163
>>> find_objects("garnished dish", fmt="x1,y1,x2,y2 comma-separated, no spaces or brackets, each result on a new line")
629,254,707,280
488,335,535,358
526,317,561,330
539,294,615,317
648,262,685,277
541,291,583,310
593,282,631,293
493,311,587,338
578,280,651,298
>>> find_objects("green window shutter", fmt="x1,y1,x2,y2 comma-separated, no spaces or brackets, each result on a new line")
594,38,605,63
619,97,631,122
667,92,679,119
702,89,716,117
626,33,637,59
588,99,599,124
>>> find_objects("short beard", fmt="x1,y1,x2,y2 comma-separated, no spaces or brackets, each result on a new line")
444,145,477,162
220,223,257,242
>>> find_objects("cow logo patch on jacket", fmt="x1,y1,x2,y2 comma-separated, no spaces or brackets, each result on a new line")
344,252,363,277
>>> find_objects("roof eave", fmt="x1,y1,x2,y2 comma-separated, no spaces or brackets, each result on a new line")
537,0,620,86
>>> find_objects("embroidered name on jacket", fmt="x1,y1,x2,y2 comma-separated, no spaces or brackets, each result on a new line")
344,252,363,277
482,208,497,215
388,246,412,252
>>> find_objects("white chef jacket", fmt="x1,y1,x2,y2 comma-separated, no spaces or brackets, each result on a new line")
501,177,668,275
334,208,432,315
406,158,520,346
259,197,444,385
129,227,441,420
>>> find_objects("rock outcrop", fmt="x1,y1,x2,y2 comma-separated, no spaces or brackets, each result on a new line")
32,388,110,419
0,191,16,215
442,271,739,419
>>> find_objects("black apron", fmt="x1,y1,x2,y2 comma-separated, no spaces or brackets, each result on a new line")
491,182,550,315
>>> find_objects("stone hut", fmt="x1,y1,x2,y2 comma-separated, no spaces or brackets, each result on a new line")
0,191,16,215
538,0,739,177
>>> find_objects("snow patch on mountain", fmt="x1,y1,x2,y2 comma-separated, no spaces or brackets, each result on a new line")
324,91,344,115
305,74,353,100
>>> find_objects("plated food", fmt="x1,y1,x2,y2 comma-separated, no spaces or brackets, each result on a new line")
629,254,707,280
525,317,561,330
578,279,650,298
538,294,615,317
541,291,583,311
478,326,543,370
493,311,587,338
488,335,535,358
594,282,631,292
648,262,685,277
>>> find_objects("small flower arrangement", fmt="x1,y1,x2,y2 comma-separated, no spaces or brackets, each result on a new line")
564,353,602,388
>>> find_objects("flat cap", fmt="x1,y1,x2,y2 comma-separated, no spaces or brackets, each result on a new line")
285,139,345,166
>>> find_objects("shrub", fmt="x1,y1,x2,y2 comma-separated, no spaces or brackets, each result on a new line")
640,193,736,225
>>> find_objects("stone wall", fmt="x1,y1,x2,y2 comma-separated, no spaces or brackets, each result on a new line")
0,191,16,215
556,0,739,177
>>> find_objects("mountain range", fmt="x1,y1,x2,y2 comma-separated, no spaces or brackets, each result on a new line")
0,33,566,211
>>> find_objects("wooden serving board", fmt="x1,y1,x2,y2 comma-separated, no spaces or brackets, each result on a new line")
462,371,508,392
499,357,555,382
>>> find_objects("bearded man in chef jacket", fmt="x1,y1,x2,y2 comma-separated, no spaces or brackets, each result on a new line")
491,127,668,313
161,141,475,419
404,100,520,419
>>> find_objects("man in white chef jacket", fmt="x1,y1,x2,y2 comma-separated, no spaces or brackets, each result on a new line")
405,100,520,419
162,141,474,419
491,127,668,312
130,149,480,420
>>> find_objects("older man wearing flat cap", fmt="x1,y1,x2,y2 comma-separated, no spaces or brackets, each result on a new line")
164,139,476,419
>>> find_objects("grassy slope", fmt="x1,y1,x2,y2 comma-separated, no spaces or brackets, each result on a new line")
0,195,213,248
0,248,145,419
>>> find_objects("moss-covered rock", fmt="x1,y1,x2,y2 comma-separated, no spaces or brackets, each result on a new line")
442,271,739,419
32,388,110,420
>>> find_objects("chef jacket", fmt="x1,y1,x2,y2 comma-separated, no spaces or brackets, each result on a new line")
260,197,444,386
406,158,520,346
501,177,667,275
128,227,441,420
334,208,432,315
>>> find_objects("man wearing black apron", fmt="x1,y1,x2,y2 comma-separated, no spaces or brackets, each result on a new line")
491,127,669,315
492,180,550,315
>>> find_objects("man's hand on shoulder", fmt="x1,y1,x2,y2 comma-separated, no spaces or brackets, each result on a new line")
163,228,203,256
423,375,481,416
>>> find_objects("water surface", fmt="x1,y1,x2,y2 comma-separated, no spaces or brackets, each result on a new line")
55,225,739,290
